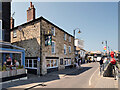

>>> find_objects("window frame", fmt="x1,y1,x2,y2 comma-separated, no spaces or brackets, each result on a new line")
64,59,71,66
69,46,71,53
0,20,2,30
25,59,37,69
64,44,67,54
52,41,55,53
51,27,55,36
64,33,66,40
69,36,71,42
46,59,58,69
13,30,17,38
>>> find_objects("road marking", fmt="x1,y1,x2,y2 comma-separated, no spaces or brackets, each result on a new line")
89,64,99,86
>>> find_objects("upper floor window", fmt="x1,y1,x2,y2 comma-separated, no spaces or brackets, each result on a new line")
51,27,55,36
64,44,66,54
69,36,71,42
52,41,55,53
64,33,66,40
13,30,17,38
0,20,2,30
69,46,71,53
0,20,2,40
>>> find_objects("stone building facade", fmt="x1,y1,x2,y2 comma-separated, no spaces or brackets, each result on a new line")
11,16,75,75
11,2,75,75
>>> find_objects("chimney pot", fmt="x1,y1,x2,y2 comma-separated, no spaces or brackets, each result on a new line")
27,2,35,22
30,2,32,8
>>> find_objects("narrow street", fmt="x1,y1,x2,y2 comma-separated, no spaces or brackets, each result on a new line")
3,62,117,89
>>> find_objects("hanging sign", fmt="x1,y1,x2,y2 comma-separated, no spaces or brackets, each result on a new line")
45,35,52,46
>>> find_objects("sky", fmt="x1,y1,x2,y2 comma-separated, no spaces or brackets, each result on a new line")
11,2,118,52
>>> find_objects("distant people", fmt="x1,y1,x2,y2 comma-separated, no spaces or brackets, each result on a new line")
14,60,20,67
3,61,7,71
99,57,103,75
75,59,79,69
6,57,13,70
78,58,81,68
110,51,118,80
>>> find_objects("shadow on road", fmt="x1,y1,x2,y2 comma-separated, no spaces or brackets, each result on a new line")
66,67,92,76
2,66,92,89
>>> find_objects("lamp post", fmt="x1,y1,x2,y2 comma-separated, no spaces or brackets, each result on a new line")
73,28,81,64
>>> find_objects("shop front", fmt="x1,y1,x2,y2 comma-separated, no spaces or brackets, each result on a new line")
0,42,27,82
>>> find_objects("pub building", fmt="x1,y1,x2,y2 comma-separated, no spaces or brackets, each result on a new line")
11,2,75,75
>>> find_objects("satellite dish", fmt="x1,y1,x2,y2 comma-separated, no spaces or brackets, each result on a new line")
12,12,15,18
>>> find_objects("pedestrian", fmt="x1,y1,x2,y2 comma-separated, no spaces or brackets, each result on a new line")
110,51,118,80
75,59,79,69
99,57,103,75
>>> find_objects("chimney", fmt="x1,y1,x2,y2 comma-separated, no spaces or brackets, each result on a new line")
27,2,35,22
10,17,14,29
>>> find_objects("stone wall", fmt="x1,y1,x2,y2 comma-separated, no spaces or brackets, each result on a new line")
41,19,75,75
11,18,75,75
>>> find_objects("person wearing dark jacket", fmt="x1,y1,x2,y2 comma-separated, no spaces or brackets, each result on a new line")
99,57,103,75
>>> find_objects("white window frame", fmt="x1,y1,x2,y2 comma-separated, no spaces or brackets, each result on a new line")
65,59,71,66
64,33,66,40
25,59,37,69
69,46,71,53
0,20,2,30
46,59,58,69
51,27,55,36
69,36,71,42
0,20,2,40
13,30,17,38
52,41,55,53
64,44,66,54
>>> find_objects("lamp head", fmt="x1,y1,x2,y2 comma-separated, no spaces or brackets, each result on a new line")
78,30,81,34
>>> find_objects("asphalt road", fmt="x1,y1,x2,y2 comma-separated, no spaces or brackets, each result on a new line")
31,62,100,88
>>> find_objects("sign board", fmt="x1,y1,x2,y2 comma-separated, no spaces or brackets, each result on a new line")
38,57,40,61
45,35,52,46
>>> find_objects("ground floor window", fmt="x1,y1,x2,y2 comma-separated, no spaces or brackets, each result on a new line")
65,59,71,66
46,59,58,69
25,59,37,69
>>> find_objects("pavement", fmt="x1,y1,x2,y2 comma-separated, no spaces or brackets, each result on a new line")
2,62,118,89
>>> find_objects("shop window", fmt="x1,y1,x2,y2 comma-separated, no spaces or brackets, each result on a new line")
46,59,58,69
29,59,32,67
34,60,37,68
46,60,50,67
25,59,37,69
51,60,54,67
65,59,71,66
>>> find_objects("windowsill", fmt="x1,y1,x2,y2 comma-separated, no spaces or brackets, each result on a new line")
25,67,37,69
47,66,58,69
13,37,17,38
52,52,56,54
65,64,71,66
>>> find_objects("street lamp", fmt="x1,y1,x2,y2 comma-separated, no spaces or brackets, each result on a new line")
73,28,81,39
73,28,81,64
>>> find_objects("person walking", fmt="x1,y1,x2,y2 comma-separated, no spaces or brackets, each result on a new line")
99,57,103,75
110,51,118,80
